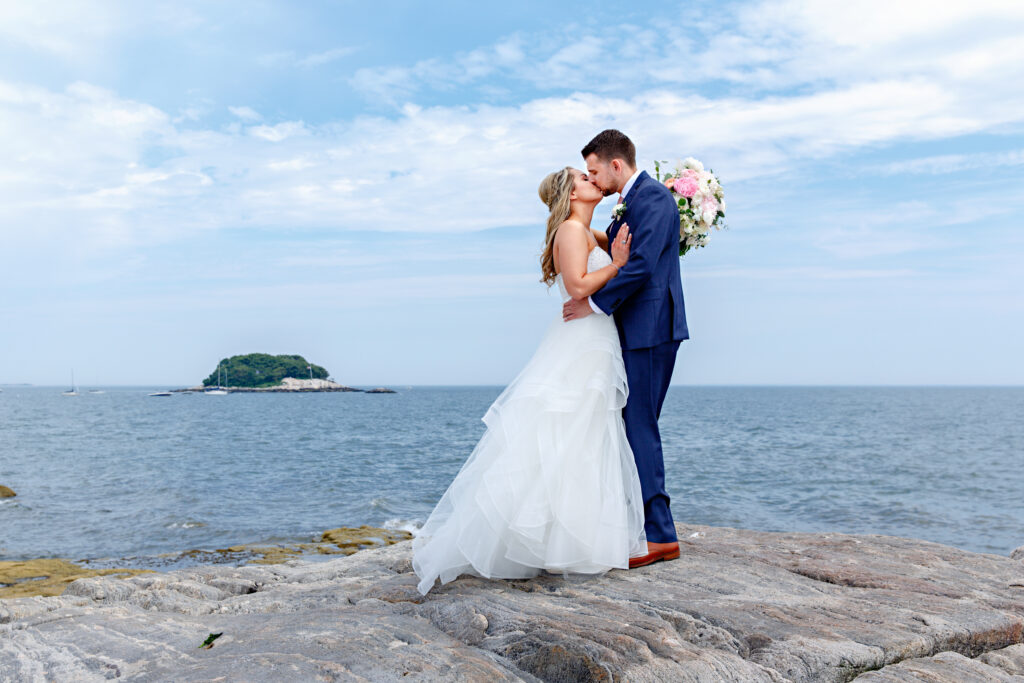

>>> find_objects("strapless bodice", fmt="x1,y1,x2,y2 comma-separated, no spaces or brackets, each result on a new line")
556,247,612,303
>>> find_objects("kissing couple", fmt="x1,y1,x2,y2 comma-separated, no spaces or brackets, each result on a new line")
414,129,689,595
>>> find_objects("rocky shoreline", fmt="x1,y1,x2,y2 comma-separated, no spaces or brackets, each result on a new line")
0,525,413,600
3,523,1024,681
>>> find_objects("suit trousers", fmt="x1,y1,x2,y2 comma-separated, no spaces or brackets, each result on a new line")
621,339,680,544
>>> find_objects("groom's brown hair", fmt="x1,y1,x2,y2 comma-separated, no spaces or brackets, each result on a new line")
581,129,636,168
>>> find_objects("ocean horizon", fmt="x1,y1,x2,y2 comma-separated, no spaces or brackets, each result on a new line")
6,383,1023,389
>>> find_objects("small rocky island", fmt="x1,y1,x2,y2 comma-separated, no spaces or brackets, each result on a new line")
175,353,394,394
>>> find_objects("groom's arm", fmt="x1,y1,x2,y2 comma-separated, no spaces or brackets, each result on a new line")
590,188,674,314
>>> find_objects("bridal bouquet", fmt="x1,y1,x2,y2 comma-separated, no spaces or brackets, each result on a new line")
654,157,725,256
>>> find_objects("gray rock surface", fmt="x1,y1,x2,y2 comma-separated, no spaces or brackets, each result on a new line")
2,523,1024,682
855,646,1024,681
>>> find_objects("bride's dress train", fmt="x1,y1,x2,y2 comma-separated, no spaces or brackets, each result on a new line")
413,247,647,595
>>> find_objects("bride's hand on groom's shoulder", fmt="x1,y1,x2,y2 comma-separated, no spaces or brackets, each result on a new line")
612,224,632,268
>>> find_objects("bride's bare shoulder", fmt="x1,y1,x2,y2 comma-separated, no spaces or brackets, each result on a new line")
554,219,589,243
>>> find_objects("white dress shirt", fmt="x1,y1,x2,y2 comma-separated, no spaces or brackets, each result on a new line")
588,168,642,314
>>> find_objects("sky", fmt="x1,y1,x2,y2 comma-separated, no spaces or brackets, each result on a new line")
1,0,1022,386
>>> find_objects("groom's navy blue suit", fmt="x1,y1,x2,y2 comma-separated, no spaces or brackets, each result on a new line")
592,170,688,544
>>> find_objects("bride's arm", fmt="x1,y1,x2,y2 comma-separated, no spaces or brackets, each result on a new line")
555,221,631,301
591,228,609,251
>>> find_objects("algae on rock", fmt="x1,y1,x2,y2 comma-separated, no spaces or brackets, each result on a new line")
0,558,151,599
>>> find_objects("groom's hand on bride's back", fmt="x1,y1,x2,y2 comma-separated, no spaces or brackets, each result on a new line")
563,297,592,322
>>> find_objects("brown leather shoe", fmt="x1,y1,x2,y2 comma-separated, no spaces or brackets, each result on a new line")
628,541,680,569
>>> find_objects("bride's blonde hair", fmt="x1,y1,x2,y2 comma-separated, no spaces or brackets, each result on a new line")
538,167,575,285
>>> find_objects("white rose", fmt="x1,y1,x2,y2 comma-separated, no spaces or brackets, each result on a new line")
683,157,704,172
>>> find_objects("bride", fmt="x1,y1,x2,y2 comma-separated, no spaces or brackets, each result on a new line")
412,167,646,595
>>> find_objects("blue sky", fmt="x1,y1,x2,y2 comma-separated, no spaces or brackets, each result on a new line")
1,1,1022,386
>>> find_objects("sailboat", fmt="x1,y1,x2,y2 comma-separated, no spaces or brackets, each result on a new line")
61,370,78,396
204,363,229,395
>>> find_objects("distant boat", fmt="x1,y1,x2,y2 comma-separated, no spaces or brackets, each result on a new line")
148,391,172,397
62,370,78,396
87,389,105,394
204,363,229,395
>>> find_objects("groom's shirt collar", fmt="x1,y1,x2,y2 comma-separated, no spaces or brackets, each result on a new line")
620,168,642,201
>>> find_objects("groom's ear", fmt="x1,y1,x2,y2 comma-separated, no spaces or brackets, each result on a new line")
610,159,623,175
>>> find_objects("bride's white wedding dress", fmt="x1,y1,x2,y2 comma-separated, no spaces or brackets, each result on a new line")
413,246,647,595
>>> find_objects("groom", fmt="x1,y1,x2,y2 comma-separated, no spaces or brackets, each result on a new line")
563,129,689,568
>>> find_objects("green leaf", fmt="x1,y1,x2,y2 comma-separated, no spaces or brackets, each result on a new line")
199,632,224,649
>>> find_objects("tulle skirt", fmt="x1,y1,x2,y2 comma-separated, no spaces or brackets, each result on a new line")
412,311,647,595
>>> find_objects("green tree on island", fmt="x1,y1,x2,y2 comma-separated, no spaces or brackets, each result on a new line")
202,354,329,388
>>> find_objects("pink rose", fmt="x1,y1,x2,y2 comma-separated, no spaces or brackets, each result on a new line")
700,195,719,224
673,176,699,198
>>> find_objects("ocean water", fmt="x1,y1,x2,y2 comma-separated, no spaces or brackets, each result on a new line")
1,386,1022,566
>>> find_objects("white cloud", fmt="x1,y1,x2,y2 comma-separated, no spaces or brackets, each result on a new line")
296,46,358,67
3,70,1023,261
0,2,118,56
3,0,1023,269
881,149,1024,175
0,1,206,59
228,105,262,121
741,0,1024,47
347,1,1024,105
266,157,317,172
247,121,307,142
689,266,919,281
258,46,358,69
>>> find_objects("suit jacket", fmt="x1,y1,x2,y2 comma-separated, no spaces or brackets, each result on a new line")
591,170,689,351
